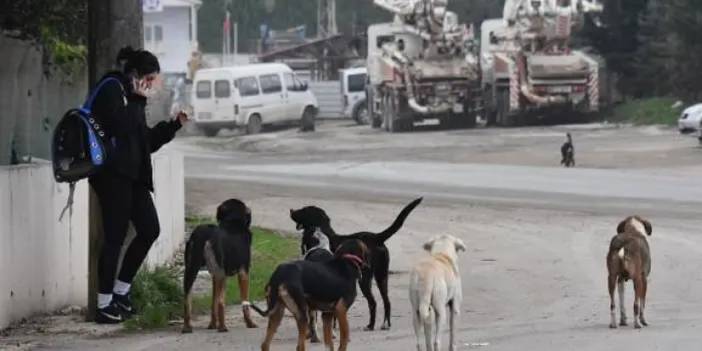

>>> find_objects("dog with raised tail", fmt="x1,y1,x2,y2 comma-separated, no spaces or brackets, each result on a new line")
409,235,466,351
607,216,653,329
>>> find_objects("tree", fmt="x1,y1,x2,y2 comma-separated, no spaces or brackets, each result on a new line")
666,0,702,100
86,0,143,320
631,0,672,97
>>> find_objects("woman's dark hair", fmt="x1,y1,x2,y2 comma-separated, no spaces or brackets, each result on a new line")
116,46,160,77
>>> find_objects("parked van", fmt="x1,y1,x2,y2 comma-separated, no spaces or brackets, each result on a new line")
192,63,319,136
340,67,368,124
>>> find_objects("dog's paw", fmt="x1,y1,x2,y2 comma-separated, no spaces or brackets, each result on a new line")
245,321,258,329
207,323,216,330
310,336,321,343
619,320,628,327
181,326,193,334
609,323,617,329
634,323,642,329
218,327,229,333
640,319,649,327
363,325,375,331
381,324,390,330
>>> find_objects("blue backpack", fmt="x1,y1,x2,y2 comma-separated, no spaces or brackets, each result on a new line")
52,77,124,220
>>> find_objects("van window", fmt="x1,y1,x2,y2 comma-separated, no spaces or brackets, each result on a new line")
236,77,260,97
215,80,230,98
284,73,295,91
196,80,212,99
260,74,282,94
347,73,366,93
376,35,395,48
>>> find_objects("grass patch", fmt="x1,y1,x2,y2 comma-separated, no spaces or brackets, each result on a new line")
124,221,298,330
604,97,681,126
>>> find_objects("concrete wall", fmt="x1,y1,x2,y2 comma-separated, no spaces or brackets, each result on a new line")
0,34,88,166
0,162,89,329
0,152,184,329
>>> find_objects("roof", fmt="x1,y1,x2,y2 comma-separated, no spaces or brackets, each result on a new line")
196,63,293,76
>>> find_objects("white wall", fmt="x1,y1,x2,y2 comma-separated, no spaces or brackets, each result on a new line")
0,162,89,329
0,152,184,329
145,6,194,73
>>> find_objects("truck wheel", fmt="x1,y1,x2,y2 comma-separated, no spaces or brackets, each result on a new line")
352,101,369,125
496,89,514,127
300,107,316,132
387,96,401,133
246,114,263,135
201,126,219,137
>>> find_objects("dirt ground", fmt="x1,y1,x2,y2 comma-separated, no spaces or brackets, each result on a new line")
3,121,702,351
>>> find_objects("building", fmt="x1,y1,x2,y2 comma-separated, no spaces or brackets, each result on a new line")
143,0,201,74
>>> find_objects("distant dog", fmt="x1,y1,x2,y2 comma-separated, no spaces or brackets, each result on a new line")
291,197,423,330
302,229,334,343
410,235,466,351
253,239,370,351
182,199,258,333
561,133,575,167
607,216,653,329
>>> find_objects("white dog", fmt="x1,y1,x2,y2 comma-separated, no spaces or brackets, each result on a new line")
409,234,466,351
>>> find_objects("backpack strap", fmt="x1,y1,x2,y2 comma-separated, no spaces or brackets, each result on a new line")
58,182,76,222
81,77,125,114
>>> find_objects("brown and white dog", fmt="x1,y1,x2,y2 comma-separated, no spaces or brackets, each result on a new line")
607,216,653,329
409,235,466,351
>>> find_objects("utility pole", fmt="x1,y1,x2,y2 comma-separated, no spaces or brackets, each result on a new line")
87,0,143,321
317,0,338,38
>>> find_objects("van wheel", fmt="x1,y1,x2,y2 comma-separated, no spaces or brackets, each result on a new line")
201,126,219,137
301,107,316,132
247,115,262,135
353,100,369,125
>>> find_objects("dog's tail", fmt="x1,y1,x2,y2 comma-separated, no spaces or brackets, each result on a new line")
376,197,423,243
250,285,274,317
183,225,216,296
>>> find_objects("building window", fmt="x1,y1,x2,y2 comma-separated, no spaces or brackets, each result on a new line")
144,24,164,52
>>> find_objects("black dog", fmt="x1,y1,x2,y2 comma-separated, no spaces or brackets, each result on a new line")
253,239,369,351
182,199,257,333
302,230,334,343
291,197,423,331
561,133,575,167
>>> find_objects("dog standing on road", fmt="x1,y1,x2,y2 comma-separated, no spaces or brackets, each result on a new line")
302,229,334,343
561,133,575,167
290,197,423,330
182,199,258,333
607,216,653,329
409,235,466,351
253,239,370,351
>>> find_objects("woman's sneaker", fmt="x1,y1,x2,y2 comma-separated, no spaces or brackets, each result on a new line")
113,293,136,318
95,301,124,324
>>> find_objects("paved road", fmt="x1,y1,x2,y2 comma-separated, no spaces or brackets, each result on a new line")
6,122,702,351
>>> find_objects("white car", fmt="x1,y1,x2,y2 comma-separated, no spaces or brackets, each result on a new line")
340,67,368,124
192,63,319,136
678,103,702,134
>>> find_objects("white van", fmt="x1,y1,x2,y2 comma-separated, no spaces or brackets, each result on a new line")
340,67,368,124
192,63,319,136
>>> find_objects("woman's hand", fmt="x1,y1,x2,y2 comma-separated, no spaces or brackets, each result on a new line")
133,78,151,97
175,111,189,125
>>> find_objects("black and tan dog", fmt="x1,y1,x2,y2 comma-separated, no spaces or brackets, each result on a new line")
302,229,334,343
291,197,422,330
253,239,369,351
182,199,257,333
607,216,653,329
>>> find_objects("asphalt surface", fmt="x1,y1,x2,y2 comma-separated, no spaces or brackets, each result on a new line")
4,121,702,351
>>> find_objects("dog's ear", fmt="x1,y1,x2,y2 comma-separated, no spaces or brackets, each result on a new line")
616,219,627,234
636,216,652,236
454,238,467,253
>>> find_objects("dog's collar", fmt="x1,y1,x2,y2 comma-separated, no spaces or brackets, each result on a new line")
341,254,365,269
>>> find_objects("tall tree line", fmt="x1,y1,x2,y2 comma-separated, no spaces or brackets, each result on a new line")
586,0,702,101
